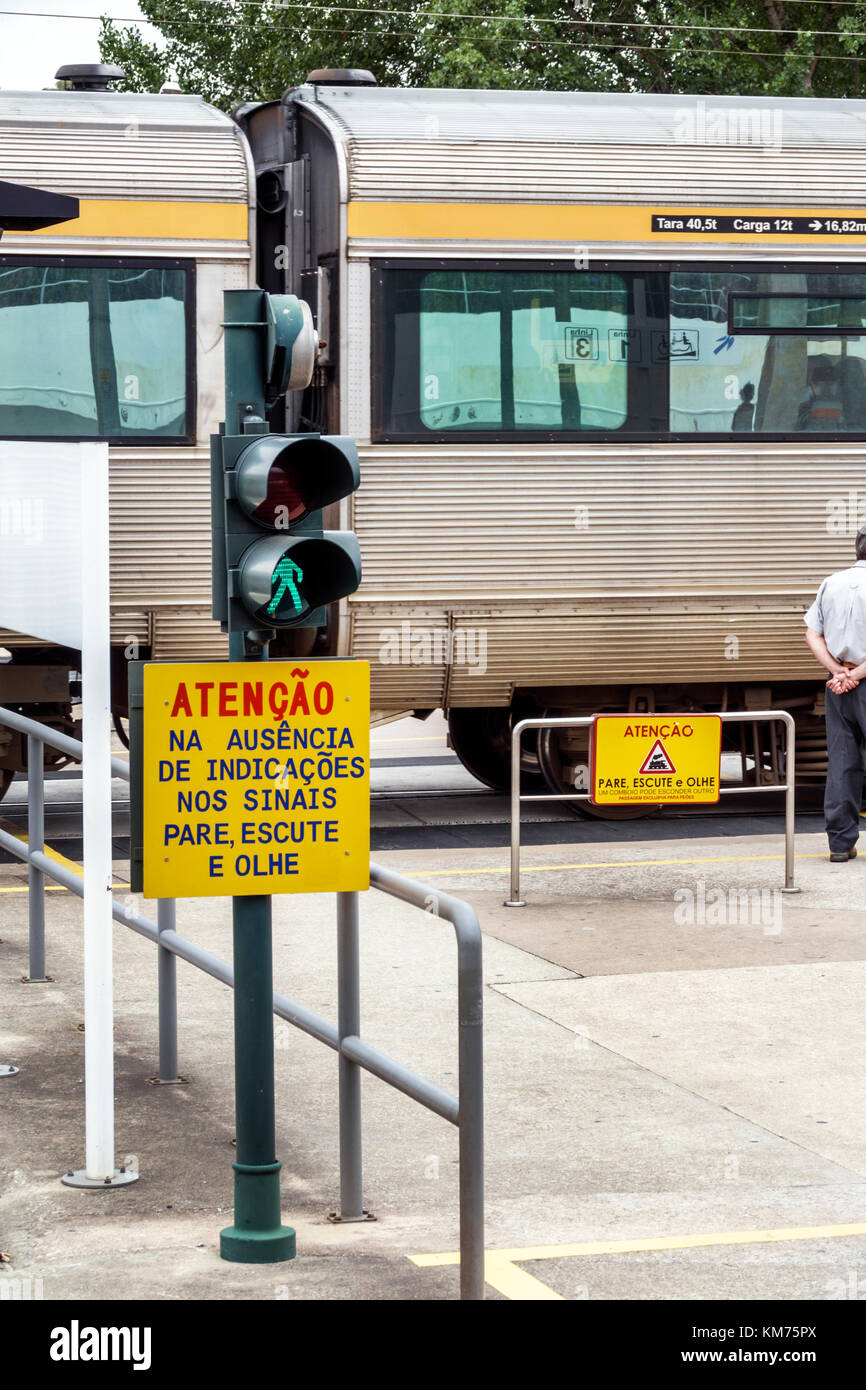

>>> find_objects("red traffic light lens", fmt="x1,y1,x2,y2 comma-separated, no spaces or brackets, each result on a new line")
251,461,309,526
235,434,360,531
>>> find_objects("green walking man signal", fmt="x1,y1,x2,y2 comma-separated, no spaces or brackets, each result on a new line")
268,554,304,616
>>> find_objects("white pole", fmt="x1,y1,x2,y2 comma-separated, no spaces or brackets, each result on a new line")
79,442,115,1181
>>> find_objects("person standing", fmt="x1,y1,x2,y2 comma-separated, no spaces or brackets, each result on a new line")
731,381,755,432
797,360,846,432
804,528,866,860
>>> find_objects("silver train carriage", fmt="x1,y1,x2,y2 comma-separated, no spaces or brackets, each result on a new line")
0,77,251,797
238,75,866,811
2,72,865,812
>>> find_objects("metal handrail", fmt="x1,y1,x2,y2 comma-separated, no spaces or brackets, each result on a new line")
0,704,484,1301
506,709,799,907
0,704,129,781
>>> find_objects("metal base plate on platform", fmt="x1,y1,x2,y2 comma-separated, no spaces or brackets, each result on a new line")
327,1209,377,1224
0,1064,19,1077
61,1168,139,1189
147,1074,189,1086
219,1225,296,1263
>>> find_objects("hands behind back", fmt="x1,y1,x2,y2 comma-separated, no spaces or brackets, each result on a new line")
828,671,859,694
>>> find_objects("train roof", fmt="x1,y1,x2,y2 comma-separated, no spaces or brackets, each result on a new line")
0,88,233,131
291,83,866,209
0,89,250,204
299,83,866,148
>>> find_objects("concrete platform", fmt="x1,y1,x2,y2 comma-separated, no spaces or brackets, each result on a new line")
2,821,866,1301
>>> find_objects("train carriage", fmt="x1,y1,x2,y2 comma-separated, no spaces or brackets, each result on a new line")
0,75,252,793
2,70,866,810
239,76,866,804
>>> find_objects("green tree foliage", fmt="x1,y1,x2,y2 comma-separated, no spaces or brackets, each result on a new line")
99,1,866,110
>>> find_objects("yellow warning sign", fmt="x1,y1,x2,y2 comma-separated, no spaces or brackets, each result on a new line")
140,660,370,898
590,714,721,805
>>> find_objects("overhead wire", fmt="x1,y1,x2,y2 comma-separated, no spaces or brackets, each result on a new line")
5,0,866,44
5,3,866,66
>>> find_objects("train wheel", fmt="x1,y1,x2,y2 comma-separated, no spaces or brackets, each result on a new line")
35,708,77,774
113,712,130,750
447,705,545,793
537,718,661,820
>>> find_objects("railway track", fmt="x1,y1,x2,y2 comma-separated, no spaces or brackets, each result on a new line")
0,764,824,863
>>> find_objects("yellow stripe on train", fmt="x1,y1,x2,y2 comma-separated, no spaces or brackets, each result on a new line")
15,199,249,241
347,201,866,244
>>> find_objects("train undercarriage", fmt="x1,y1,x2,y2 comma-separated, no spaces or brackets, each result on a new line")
0,652,82,802
0,648,831,819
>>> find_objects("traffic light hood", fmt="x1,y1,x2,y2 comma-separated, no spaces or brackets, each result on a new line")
238,532,362,626
234,434,361,529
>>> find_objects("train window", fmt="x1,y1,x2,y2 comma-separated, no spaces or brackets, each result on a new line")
0,260,193,442
730,294,866,333
377,267,669,439
376,263,866,442
669,270,866,434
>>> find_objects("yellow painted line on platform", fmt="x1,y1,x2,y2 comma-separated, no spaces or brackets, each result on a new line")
483,1257,564,1300
406,851,826,879
0,839,76,890
0,883,67,893
41,844,85,879
411,1220,866,1299
4,829,83,880
1,826,125,891
373,736,448,745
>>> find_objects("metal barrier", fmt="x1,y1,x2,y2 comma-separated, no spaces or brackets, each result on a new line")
0,704,484,1301
506,710,800,907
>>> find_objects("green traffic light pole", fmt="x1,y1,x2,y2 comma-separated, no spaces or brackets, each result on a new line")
219,628,296,1265
218,290,296,1263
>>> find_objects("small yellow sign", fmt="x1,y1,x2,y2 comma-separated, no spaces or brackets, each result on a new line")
591,713,721,805
141,660,370,898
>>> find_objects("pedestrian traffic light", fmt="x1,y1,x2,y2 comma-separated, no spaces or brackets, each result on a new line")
212,290,362,638
219,430,361,633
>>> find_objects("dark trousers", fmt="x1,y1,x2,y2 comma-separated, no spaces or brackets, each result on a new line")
825,685,866,850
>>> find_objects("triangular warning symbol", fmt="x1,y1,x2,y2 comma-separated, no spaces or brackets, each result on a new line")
638,738,676,775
